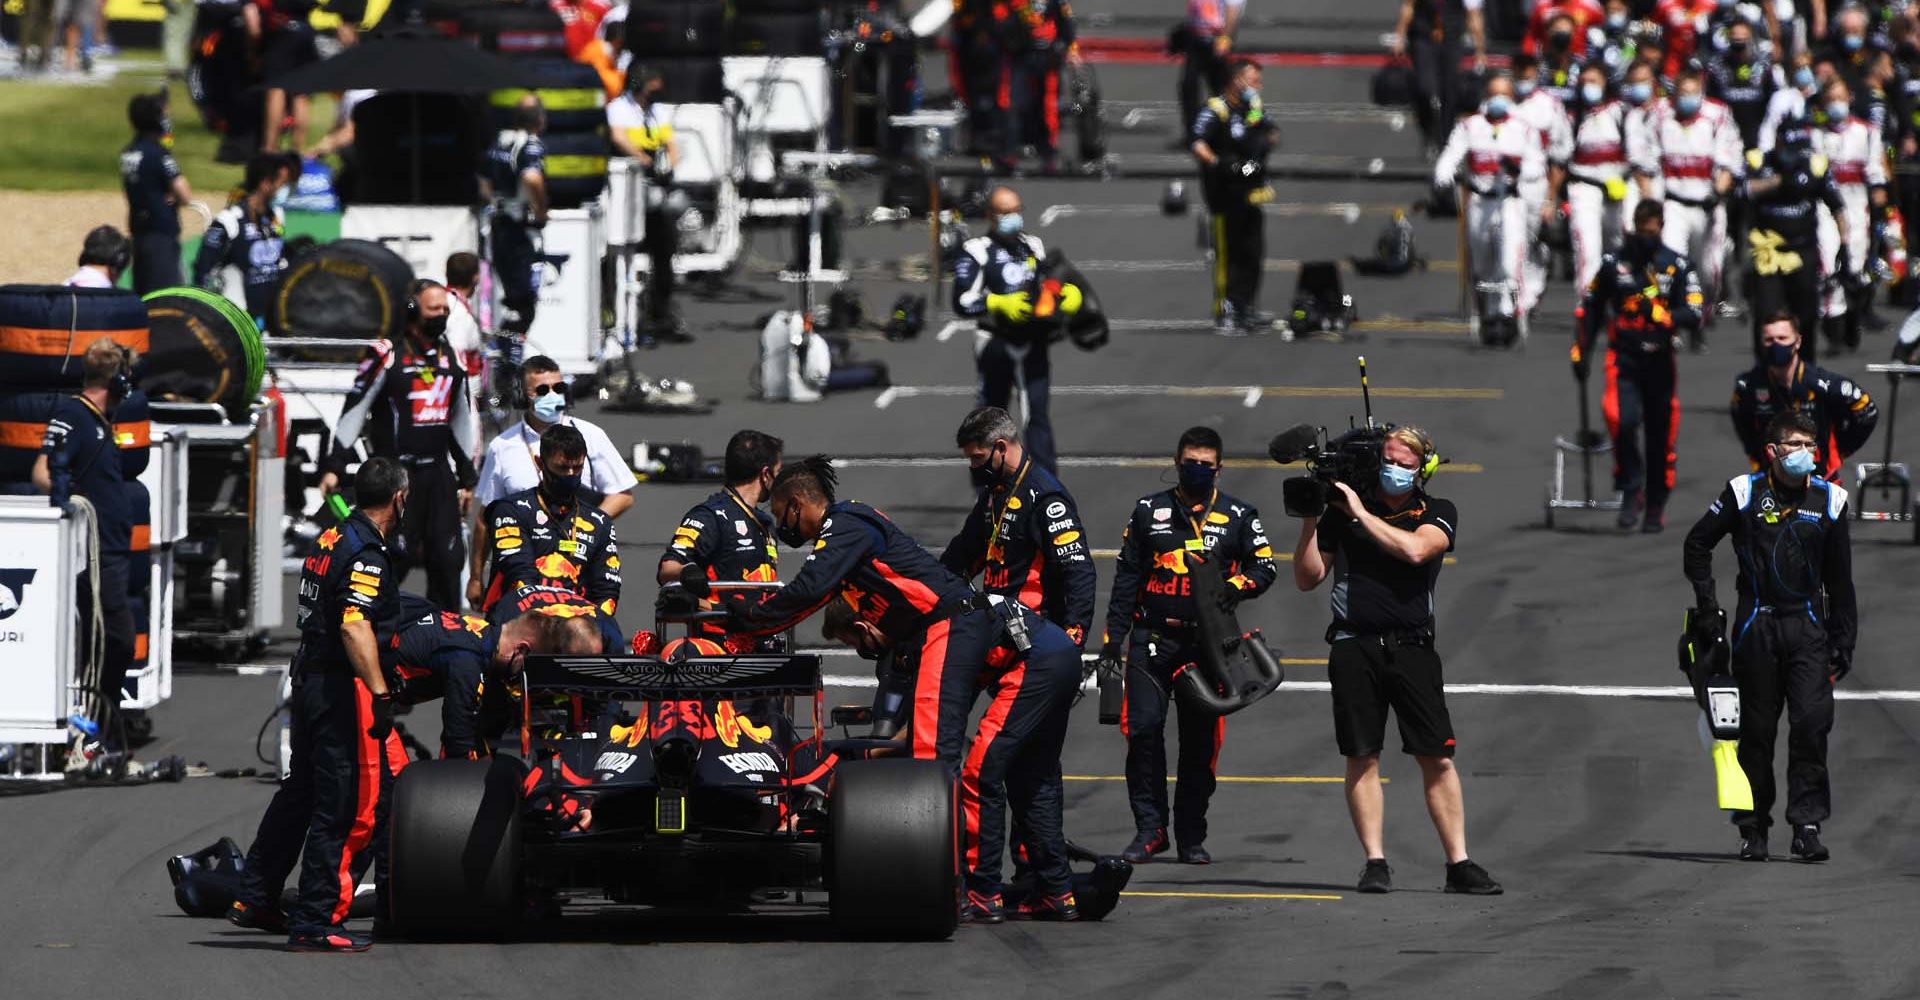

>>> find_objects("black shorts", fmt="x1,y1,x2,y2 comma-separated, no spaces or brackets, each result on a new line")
1328,636,1455,758
262,27,320,84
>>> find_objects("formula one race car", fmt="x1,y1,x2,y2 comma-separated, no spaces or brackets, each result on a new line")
385,645,964,941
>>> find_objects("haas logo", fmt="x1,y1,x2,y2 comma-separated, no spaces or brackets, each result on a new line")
0,569,36,620
409,373,456,425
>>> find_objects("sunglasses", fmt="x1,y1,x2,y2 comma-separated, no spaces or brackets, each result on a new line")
530,382,568,398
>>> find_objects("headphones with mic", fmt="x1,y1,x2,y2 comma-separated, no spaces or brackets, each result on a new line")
1394,426,1441,483
107,343,135,401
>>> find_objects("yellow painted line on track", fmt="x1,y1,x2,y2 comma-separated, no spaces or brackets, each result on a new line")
1121,890,1344,901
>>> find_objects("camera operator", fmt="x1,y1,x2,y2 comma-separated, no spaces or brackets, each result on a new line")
608,66,692,342
1191,59,1280,335
1682,411,1856,862
482,95,550,338
1731,312,1878,483
1574,200,1703,532
1101,426,1277,865
1290,426,1502,896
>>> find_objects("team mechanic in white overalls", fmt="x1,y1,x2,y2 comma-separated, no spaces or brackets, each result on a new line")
1811,77,1887,353
1567,62,1639,292
1631,68,1741,344
1435,75,1547,344
1512,57,1573,316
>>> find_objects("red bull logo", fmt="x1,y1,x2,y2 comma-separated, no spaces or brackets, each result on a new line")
534,552,580,581
1151,550,1189,575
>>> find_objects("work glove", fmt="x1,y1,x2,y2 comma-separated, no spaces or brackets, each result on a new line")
367,691,395,742
677,563,712,600
1096,639,1124,676
1570,343,1590,382
1057,282,1084,316
1829,647,1853,684
986,290,1034,323
655,586,700,617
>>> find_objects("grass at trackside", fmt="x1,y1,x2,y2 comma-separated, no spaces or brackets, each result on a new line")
0,52,337,194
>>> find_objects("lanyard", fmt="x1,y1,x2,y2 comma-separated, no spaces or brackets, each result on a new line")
522,421,590,481
725,487,773,550
1180,488,1218,552
536,492,580,555
987,458,1033,552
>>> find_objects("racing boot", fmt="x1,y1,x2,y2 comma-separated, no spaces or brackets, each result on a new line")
1012,891,1080,921
1442,859,1503,895
1738,826,1768,862
1617,489,1643,530
1177,844,1212,865
227,899,287,934
961,889,1006,925
286,929,373,952
1120,828,1169,864
1791,824,1830,862
1641,504,1665,534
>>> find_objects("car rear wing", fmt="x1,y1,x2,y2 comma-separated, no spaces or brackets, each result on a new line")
520,653,824,701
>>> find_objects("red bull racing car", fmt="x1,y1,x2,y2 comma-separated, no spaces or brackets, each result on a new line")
385,641,966,941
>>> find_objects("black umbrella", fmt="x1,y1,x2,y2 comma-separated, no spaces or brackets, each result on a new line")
271,27,532,96
270,28,537,203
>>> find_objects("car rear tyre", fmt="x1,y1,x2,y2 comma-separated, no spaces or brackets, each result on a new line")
828,758,960,940
389,757,526,940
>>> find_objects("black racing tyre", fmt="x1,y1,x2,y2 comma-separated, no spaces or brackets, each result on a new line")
140,286,264,422
640,56,727,104
827,758,959,940
623,0,726,57
116,388,153,478
541,130,612,209
389,757,526,940
728,11,824,56
490,58,607,133
0,391,61,484
458,2,568,56
266,239,416,346
0,285,149,392
733,0,822,13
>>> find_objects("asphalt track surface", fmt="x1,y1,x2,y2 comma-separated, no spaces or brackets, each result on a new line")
8,2,1920,996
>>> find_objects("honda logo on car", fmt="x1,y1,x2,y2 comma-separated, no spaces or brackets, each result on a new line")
720,752,778,776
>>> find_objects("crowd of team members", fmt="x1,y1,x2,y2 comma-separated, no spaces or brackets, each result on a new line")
1424,1,1892,531
1429,0,1920,359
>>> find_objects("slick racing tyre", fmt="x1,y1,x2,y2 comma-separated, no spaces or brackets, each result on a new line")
828,758,959,940
140,286,264,422
266,239,415,348
389,757,526,940
0,285,149,391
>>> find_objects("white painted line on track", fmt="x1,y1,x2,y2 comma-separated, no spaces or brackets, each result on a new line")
200,662,1920,701
876,384,1501,406
1038,203,1377,227
828,455,1485,473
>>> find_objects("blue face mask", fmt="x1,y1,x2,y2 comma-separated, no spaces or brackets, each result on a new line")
1485,95,1513,119
1779,448,1817,478
1842,33,1864,52
1623,82,1653,105
1581,83,1606,105
1675,94,1703,116
1240,86,1259,105
1826,100,1851,123
1177,460,1218,497
995,212,1024,237
1793,67,1817,91
532,390,567,423
1379,463,1419,496
272,186,290,209
1515,78,1538,99
1764,342,1796,367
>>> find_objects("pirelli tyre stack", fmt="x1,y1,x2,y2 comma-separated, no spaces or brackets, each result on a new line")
626,0,728,103
0,285,158,704
456,1,613,210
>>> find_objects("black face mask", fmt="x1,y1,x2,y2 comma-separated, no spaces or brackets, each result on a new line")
1178,461,1218,497
775,508,809,548
421,314,448,338
1629,232,1664,258
1764,342,1796,367
969,444,1009,490
542,471,582,504
1548,31,1572,50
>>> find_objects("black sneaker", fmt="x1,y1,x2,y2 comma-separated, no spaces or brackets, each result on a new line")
227,899,286,934
1791,824,1830,862
1120,829,1169,864
961,890,1005,924
1640,505,1665,534
1012,891,1080,921
1443,859,1503,895
1357,859,1393,894
1739,827,1769,862
285,929,373,952
1177,844,1211,865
